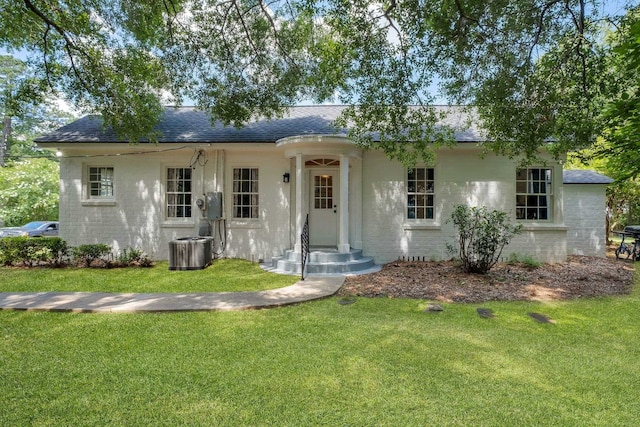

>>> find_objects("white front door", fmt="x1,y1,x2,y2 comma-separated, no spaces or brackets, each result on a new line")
309,170,339,246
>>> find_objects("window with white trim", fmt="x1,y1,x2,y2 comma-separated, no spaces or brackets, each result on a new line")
233,168,259,219
88,166,114,198
407,167,435,220
166,167,192,219
516,168,552,220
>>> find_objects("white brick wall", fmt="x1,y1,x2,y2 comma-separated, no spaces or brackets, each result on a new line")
58,143,577,264
223,150,291,262
361,148,567,264
59,148,291,261
564,184,608,257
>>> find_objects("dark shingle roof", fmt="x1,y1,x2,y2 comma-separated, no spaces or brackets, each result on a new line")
563,170,614,184
35,105,484,144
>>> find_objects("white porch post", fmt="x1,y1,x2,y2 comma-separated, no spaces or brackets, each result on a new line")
338,154,350,253
294,153,304,253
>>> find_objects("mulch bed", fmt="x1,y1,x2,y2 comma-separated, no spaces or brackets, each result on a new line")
339,255,635,303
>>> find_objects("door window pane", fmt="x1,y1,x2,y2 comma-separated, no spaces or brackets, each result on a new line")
314,175,333,210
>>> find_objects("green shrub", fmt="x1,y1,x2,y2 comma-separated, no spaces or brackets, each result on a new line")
116,247,153,267
0,237,68,266
0,237,27,266
448,205,523,274
25,246,53,267
72,244,112,267
506,253,541,269
0,240,153,269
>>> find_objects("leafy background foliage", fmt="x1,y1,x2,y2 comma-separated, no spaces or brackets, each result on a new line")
0,158,59,226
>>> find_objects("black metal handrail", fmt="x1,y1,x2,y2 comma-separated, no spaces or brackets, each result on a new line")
301,214,309,280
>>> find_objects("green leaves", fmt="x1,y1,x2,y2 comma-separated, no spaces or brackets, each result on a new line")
312,0,624,165
0,159,59,226
597,8,640,179
449,205,522,274
0,0,634,167
335,105,454,166
0,237,67,266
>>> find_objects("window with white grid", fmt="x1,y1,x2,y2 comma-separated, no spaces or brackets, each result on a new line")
88,166,114,198
407,168,435,220
166,167,192,219
516,168,552,220
233,168,259,219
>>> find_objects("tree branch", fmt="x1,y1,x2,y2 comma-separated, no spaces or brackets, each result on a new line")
162,0,176,42
528,1,562,64
453,0,479,24
258,1,299,67
41,24,54,89
564,0,588,95
23,0,74,51
232,0,260,57
23,0,91,91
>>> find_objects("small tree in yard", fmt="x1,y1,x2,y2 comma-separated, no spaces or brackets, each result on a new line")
449,205,523,274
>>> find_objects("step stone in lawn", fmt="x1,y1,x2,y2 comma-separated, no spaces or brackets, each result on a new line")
425,303,444,313
421,305,556,324
476,308,495,318
528,312,556,324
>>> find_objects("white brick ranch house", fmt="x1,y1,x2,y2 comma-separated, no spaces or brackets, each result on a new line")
36,106,612,274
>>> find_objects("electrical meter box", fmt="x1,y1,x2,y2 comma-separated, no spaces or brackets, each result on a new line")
206,192,223,220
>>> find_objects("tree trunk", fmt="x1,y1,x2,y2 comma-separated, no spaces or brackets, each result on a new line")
606,194,615,246
1,116,11,166
605,208,611,246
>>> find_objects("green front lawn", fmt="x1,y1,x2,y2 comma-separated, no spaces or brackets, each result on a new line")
1,268,639,425
0,259,298,293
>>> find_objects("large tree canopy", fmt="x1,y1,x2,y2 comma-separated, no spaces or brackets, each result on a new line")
0,54,74,162
0,0,634,165
597,7,640,179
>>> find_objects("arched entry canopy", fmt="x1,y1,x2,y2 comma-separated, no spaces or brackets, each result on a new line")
276,135,363,254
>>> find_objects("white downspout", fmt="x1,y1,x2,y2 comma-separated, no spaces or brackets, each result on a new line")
338,154,350,253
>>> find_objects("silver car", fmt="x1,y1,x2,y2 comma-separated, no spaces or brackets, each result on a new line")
0,221,59,238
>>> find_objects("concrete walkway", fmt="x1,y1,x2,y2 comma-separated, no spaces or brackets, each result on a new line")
0,276,345,313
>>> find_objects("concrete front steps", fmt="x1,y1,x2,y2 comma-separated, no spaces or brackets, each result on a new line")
263,248,380,276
